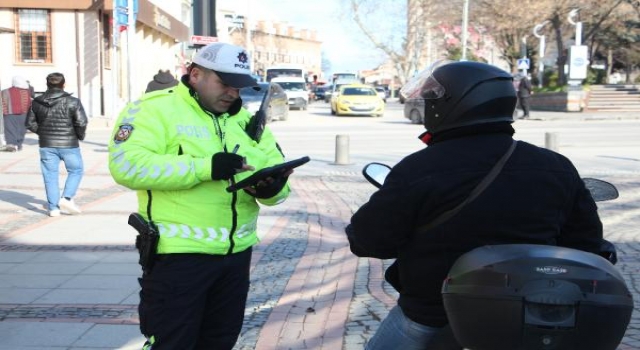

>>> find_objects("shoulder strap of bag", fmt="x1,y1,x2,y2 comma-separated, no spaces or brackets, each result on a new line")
416,140,517,233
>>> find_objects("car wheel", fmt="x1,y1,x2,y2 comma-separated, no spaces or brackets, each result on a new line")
410,110,422,124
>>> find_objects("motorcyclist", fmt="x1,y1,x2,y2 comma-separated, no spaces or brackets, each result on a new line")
345,61,612,350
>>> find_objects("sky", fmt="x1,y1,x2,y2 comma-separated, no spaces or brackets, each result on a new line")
217,0,406,74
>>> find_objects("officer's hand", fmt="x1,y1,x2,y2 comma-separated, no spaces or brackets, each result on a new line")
244,169,293,199
211,152,254,180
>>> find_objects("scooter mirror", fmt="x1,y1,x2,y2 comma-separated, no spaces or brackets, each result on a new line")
583,178,619,202
363,162,391,188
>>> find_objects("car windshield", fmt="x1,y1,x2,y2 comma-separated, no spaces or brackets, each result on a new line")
240,84,268,101
240,87,264,97
278,82,306,91
342,87,376,96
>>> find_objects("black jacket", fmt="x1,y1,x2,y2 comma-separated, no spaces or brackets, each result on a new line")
518,77,532,97
346,131,604,327
26,88,88,148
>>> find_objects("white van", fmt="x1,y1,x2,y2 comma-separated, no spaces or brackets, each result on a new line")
271,77,309,110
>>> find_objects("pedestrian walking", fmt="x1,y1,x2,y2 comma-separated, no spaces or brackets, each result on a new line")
518,74,533,118
1,76,32,151
26,72,88,217
108,42,292,350
144,69,179,93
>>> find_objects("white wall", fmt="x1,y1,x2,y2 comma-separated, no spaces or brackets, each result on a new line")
0,10,102,119
1,4,187,119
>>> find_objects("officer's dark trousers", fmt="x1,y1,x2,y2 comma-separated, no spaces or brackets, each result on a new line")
138,249,252,350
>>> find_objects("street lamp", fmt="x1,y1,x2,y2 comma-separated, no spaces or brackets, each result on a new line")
533,21,549,88
568,9,582,46
567,8,588,87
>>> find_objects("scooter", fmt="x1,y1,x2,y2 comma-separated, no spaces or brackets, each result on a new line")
361,162,633,350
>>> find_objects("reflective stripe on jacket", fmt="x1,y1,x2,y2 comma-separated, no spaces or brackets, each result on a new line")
108,82,289,255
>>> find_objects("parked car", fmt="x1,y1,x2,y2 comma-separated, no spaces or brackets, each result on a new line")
271,76,309,110
240,82,289,122
330,83,384,117
374,86,387,103
403,97,424,124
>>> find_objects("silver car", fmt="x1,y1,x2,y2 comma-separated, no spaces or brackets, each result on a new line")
240,82,289,122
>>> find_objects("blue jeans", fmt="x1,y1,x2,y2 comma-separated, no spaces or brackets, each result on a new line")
39,147,84,211
366,305,443,350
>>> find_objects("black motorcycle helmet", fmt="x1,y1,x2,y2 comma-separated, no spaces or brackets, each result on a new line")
401,61,517,134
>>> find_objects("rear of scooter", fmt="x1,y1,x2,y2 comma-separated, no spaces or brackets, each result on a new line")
361,163,633,350
442,244,633,350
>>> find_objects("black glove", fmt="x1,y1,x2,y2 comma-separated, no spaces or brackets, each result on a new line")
211,152,244,180
244,172,289,199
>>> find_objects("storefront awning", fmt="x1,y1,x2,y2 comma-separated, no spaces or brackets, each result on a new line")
136,0,189,42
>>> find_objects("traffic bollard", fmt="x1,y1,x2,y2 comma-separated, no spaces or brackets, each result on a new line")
334,134,350,165
545,132,558,152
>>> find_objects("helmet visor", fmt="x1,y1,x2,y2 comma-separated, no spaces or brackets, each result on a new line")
419,75,446,99
400,60,451,100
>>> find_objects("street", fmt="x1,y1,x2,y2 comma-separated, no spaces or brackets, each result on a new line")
0,101,639,349
274,100,640,177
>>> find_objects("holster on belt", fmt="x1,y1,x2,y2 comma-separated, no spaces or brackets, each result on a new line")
128,213,159,273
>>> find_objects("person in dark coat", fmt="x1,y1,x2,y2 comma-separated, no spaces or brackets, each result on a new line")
345,61,609,349
517,74,533,118
145,69,179,93
26,72,88,217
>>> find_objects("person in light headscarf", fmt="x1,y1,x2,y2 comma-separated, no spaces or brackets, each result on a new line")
1,76,32,151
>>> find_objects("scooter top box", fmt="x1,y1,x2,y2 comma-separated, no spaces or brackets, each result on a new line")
442,244,633,350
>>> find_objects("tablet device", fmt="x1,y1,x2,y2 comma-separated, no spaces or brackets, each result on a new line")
226,156,310,192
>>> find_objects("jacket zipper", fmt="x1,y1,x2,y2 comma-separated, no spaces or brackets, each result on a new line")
210,113,239,255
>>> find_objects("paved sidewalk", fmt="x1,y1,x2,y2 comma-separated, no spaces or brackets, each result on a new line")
1,121,639,349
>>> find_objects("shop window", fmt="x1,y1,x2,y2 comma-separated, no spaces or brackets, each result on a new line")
15,9,52,63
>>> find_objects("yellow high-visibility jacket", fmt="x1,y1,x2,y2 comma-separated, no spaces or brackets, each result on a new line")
108,82,290,255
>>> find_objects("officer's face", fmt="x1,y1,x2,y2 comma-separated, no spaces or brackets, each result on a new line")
190,67,239,114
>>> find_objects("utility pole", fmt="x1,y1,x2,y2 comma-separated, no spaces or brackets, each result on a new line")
0,77,5,149
461,0,469,61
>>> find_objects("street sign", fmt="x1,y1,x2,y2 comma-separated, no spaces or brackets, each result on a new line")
569,45,588,80
517,58,530,70
190,35,218,45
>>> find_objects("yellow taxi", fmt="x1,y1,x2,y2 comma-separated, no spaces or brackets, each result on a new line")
330,83,385,117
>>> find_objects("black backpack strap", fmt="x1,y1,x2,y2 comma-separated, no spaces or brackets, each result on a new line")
416,140,517,233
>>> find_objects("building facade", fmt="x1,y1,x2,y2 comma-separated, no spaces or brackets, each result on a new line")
1,0,322,121
215,2,322,82
0,0,189,120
